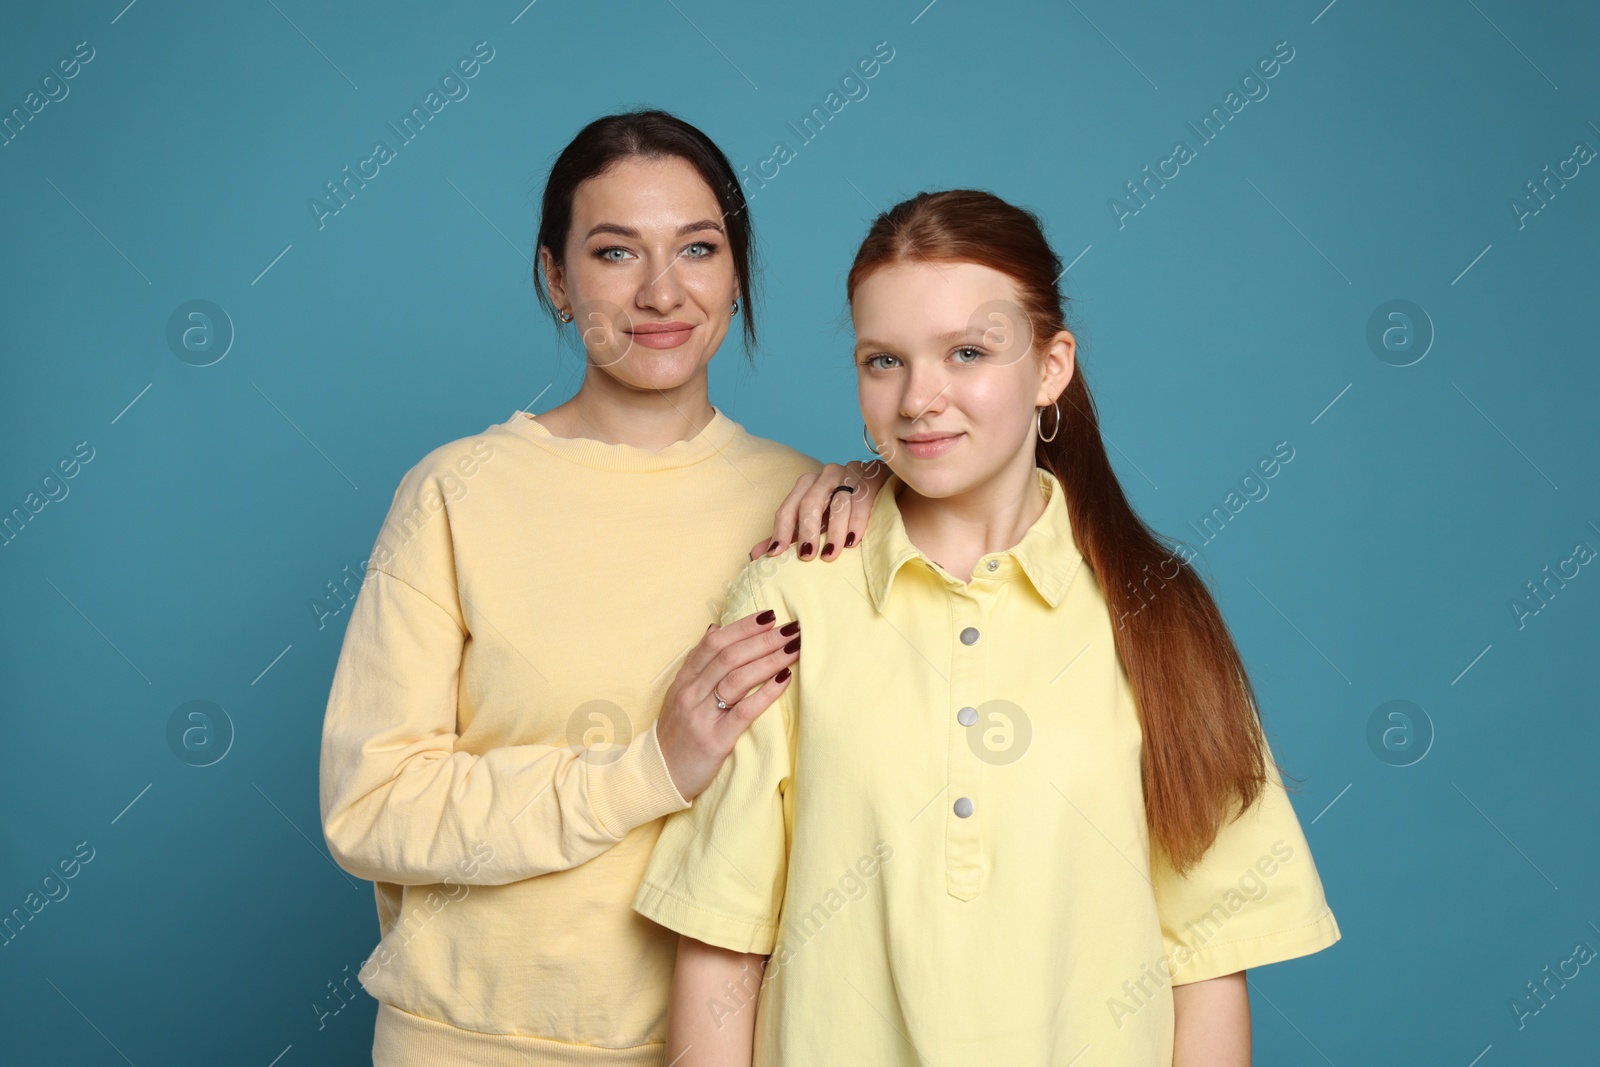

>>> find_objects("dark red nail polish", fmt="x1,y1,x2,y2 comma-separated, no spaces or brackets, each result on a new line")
767,540,779,553
783,637,800,653
773,666,791,683
779,620,799,636
800,542,813,557
822,543,834,556
845,532,856,548
755,608,775,625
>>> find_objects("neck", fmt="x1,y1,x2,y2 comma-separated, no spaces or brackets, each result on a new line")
537,367,715,449
896,460,1047,579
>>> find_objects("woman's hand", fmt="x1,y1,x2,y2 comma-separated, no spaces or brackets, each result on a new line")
655,610,800,800
749,460,892,563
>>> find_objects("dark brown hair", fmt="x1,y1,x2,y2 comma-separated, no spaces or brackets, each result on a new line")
534,108,758,354
846,188,1291,876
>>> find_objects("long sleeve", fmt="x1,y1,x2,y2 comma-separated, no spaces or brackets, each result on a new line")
318,454,692,887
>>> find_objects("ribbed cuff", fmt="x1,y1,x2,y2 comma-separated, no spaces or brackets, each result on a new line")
589,721,692,838
375,1000,668,1066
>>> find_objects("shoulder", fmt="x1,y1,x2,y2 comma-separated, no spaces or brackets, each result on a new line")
722,422,827,485
717,539,861,623
393,424,506,501
368,422,505,576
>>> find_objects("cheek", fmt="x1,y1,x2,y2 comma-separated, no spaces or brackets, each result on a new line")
691,271,737,310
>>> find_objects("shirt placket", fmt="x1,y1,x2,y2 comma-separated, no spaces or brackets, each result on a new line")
945,578,988,901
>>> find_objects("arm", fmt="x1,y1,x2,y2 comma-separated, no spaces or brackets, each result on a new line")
1172,970,1250,1066
665,935,767,1067
319,568,691,886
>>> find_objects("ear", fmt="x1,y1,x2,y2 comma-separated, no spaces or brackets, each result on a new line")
1037,329,1076,407
539,246,568,311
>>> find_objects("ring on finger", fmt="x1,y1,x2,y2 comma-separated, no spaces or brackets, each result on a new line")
712,686,730,710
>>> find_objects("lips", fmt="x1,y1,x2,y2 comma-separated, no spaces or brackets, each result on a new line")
627,321,696,350
900,431,963,458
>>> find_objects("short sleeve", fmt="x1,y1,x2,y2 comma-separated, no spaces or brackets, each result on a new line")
631,558,796,954
1150,722,1341,985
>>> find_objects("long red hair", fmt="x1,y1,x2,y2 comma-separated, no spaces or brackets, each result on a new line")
846,189,1295,876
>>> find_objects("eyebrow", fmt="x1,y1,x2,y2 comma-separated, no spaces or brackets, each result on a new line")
583,219,726,241
853,326,989,354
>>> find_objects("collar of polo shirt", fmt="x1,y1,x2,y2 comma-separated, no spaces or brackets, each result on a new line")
861,466,1086,613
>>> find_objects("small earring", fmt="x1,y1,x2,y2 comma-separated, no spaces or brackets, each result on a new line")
862,423,882,455
731,298,740,316
1037,398,1061,443
558,308,574,323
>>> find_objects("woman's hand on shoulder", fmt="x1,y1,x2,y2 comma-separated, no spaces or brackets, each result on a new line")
749,460,892,563
656,610,801,800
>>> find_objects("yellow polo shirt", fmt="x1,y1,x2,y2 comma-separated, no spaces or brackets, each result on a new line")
633,466,1340,1065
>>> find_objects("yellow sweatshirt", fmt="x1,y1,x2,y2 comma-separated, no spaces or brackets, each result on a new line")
319,406,821,1065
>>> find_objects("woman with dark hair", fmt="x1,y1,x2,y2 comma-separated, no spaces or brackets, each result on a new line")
635,189,1340,1065
318,109,889,1064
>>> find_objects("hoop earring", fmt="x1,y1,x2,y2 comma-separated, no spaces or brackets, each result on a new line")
731,298,740,316
862,423,882,455
558,308,574,323
1037,398,1061,443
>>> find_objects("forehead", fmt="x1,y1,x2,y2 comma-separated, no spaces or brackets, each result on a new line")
852,260,1022,338
569,155,722,230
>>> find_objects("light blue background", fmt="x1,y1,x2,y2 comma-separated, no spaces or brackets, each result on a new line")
2,0,1597,1063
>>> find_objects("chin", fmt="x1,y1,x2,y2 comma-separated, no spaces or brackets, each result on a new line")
890,463,973,500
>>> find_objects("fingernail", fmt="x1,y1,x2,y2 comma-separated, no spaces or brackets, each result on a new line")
783,637,800,653
800,542,813,558
773,666,791,683
756,609,776,625
767,540,779,553
822,543,834,557
845,532,856,548
779,620,799,636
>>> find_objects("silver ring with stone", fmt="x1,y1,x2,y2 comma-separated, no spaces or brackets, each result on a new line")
712,686,730,710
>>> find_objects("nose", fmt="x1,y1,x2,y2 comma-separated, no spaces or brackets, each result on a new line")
900,363,950,425
636,254,687,315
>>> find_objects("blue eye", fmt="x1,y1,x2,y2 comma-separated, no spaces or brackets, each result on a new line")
683,241,717,258
595,246,632,263
953,346,984,363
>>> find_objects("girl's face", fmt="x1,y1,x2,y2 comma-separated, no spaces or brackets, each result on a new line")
541,154,738,393
852,260,1074,499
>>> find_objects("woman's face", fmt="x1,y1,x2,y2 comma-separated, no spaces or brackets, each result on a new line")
852,260,1074,499
542,154,738,393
